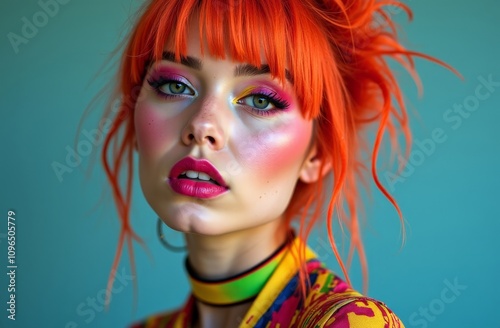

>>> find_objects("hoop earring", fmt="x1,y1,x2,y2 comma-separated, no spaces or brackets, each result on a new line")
157,217,187,252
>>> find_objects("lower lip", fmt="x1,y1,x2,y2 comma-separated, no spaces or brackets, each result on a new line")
168,178,228,199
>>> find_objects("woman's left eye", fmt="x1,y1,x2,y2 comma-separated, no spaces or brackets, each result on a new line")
239,95,275,110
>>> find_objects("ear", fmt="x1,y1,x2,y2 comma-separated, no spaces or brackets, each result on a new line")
299,145,331,183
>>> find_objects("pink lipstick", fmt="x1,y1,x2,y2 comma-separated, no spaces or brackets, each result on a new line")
168,157,228,199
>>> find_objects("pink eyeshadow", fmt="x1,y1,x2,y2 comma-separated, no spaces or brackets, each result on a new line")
248,81,294,104
148,66,195,84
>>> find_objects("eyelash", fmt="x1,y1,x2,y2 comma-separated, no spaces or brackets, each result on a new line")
147,76,194,100
146,75,291,116
237,91,291,116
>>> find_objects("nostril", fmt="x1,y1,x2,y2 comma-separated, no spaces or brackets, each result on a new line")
207,136,216,144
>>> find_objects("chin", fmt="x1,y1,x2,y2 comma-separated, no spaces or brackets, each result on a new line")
159,203,225,236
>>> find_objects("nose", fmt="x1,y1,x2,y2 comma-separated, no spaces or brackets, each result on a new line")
181,96,227,150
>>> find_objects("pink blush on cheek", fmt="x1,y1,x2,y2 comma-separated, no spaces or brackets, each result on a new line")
134,103,177,157
238,118,313,178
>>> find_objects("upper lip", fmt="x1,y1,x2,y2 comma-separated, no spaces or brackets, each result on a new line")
169,157,228,188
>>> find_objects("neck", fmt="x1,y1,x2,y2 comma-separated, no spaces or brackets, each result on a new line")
185,219,288,280
185,219,289,328
193,301,252,328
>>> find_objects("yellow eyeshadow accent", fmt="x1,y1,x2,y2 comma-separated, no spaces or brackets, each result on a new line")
232,86,256,104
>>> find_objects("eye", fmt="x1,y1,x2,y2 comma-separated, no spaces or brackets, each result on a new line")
235,86,290,114
239,95,274,110
160,82,194,95
147,76,196,99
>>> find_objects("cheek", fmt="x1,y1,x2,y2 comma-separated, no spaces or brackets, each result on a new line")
134,102,179,158
236,118,312,178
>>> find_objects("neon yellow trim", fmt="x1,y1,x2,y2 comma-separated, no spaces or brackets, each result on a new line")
189,248,287,305
239,238,317,327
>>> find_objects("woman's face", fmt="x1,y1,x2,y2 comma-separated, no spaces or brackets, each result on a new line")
134,21,315,235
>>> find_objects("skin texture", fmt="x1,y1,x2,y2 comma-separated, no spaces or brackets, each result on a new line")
134,17,324,327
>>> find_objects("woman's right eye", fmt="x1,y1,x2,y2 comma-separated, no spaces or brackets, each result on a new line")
147,78,195,98
160,81,194,95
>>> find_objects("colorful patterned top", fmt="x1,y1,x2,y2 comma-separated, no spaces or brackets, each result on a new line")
131,238,404,327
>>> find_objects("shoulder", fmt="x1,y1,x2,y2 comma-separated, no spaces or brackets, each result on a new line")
296,261,404,327
308,296,405,327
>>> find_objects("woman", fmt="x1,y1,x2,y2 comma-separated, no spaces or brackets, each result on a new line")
100,0,449,326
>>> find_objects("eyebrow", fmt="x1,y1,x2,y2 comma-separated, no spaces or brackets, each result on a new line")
162,51,203,70
161,51,293,83
235,64,293,83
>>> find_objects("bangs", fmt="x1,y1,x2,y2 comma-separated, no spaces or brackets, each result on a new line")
124,0,337,119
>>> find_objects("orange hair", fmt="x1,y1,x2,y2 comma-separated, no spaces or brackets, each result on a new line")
101,0,455,304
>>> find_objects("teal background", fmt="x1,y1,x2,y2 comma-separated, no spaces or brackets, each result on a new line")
1,0,499,327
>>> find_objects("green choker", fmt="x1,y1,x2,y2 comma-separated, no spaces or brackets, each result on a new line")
185,241,289,307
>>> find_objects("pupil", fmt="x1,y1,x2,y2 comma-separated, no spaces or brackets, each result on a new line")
169,83,185,94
